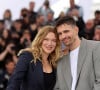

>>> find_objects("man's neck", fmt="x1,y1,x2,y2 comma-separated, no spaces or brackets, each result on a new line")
69,37,81,51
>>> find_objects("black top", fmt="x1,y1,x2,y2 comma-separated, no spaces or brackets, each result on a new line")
43,70,56,90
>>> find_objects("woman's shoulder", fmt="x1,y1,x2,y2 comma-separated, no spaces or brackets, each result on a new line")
18,48,32,55
19,51,33,57
17,49,34,63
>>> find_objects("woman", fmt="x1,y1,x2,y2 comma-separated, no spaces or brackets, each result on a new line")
6,25,61,90
3,9,12,30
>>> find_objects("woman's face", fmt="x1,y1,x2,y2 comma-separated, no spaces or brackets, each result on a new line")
41,32,57,55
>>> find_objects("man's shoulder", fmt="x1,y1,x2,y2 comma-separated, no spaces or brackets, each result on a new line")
82,38,100,50
82,38,100,45
86,39,100,46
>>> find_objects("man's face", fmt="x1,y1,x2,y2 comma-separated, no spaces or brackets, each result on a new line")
29,2,35,10
57,24,78,46
93,29,100,41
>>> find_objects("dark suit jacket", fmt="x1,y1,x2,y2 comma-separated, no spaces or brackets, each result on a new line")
6,51,56,90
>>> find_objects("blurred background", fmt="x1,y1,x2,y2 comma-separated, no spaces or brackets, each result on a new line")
0,0,100,89
0,0,99,22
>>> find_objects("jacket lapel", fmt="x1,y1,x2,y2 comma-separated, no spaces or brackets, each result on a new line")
31,60,45,90
76,38,87,86
62,54,72,90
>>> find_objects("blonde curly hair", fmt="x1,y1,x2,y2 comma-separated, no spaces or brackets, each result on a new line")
18,25,61,67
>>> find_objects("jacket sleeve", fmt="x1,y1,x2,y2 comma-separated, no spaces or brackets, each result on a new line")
6,51,33,90
93,42,100,90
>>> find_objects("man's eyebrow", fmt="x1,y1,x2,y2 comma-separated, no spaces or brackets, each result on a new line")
63,29,70,32
57,29,69,34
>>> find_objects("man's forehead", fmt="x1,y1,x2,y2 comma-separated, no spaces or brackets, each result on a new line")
57,24,74,29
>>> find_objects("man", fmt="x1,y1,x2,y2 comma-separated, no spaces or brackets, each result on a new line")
28,1,37,23
66,0,83,17
93,25,100,41
54,16,100,90
93,10,100,26
38,0,54,23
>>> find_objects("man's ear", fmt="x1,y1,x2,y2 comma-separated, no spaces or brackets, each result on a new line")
75,26,79,34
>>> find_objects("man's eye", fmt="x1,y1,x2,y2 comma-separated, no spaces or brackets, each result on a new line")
64,30,69,33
